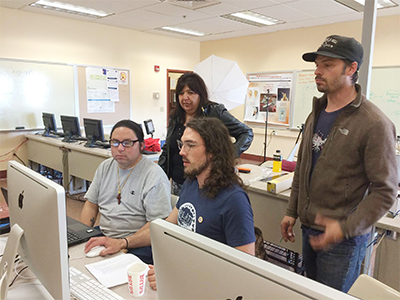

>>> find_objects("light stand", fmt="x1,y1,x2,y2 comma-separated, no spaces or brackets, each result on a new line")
261,106,269,165
260,90,272,166
287,124,304,162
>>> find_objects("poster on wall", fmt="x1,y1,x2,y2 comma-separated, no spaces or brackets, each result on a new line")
244,72,292,126
86,67,116,113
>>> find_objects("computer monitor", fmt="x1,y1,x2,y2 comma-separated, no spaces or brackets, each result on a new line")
42,112,57,137
60,115,82,143
144,119,155,138
150,219,357,300
83,118,105,148
1,161,69,299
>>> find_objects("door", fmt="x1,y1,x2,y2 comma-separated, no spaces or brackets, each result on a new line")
166,69,190,125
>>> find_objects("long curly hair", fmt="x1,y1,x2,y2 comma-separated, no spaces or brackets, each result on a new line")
170,72,216,123
186,117,242,198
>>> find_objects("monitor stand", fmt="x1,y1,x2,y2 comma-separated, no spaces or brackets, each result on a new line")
0,224,24,300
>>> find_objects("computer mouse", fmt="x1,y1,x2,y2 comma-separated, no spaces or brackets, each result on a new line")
85,245,106,258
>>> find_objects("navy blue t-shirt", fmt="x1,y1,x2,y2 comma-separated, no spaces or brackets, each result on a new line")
311,108,341,173
176,179,256,248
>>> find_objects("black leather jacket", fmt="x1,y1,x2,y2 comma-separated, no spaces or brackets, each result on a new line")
158,103,254,178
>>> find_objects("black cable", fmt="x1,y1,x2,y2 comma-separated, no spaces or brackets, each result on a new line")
8,266,28,287
13,153,26,166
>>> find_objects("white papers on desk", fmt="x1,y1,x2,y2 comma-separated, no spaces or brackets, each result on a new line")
85,253,142,288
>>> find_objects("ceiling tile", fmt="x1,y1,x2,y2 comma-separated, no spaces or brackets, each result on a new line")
1,0,398,41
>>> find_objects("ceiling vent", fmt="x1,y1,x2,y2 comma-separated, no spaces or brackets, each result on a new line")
161,0,221,10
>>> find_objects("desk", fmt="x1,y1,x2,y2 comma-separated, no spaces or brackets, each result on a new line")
238,164,302,254
26,134,160,190
26,135,68,189
5,241,158,299
373,214,400,291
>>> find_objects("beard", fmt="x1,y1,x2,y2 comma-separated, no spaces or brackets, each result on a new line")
183,157,211,179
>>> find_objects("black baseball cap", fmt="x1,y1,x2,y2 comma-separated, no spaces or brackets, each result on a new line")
302,35,364,70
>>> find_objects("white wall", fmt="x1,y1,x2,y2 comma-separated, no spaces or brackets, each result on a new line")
0,7,200,171
200,15,400,159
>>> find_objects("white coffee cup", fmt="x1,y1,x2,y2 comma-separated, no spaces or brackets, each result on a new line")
127,262,149,297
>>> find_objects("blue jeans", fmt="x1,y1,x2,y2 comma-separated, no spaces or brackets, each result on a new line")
127,246,153,265
302,225,369,293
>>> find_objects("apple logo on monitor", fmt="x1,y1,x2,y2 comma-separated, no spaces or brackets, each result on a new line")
18,191,24,209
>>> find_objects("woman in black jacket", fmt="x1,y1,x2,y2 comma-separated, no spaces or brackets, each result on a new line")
158,72,254,195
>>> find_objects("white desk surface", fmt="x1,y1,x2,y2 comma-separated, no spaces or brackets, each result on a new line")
238,163,291,200
376,215,400,232
4,240,158,300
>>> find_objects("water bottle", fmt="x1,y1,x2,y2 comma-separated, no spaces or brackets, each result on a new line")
272,150,282,172
160,133,166,148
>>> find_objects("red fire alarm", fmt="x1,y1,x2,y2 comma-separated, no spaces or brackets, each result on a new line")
154,65,160,72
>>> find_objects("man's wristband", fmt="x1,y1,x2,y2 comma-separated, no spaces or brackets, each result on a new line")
123,237,129,249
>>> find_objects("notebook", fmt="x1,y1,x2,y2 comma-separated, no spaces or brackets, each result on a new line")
1,187,102,246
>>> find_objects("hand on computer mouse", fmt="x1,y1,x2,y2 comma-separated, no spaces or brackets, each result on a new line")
85,236,126,256
85,245,106,258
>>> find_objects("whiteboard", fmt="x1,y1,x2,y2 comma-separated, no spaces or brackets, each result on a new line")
291,70,322,129
291,67,400,133
369,67,400,133
0,58,76,131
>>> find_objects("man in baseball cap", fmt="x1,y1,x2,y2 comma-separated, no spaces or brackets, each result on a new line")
302,35,363,69
280,35,397,292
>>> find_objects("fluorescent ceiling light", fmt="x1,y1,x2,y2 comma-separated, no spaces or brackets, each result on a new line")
335,0,397,12
159,26,207,37
29,0,113,18
221,11,285,27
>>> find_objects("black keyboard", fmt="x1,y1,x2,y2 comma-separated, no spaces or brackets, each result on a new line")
94,141,110,148
67,230,83,245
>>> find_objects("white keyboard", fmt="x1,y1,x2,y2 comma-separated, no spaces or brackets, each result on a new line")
69,267,125,300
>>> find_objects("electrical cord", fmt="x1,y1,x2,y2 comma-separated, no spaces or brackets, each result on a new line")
0,139,28,163
363,232,386,274
258,130,276,165
8,266,28,287
388,209,400,219
12,153,26,166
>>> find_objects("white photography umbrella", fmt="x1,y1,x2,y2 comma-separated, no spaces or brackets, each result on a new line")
194,55,249,111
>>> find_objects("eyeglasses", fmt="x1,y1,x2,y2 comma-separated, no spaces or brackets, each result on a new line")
110,139,139,148
177,140,203,151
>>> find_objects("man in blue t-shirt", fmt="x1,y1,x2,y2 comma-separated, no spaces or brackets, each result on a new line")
147,117,256,290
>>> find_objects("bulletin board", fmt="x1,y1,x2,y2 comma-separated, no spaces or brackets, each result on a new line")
77,66,131,127
244,72,293,126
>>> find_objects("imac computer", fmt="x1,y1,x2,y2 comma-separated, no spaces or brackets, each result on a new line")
150,219,357,300
60,115,82,143
1,161,69,299
83,118,106,148
42,112,58,137
143,119,155,138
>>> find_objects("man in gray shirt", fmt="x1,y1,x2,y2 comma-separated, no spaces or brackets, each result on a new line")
81,119,171,264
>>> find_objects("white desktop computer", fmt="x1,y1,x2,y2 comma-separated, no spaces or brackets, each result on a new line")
0,161,69,299
150,219,357,300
